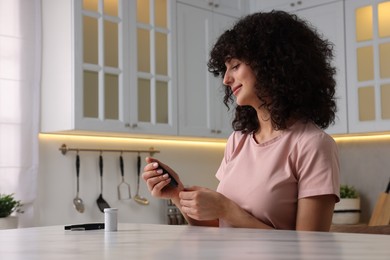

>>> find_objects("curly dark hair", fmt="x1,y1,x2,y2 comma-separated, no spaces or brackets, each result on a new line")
208,11,337,133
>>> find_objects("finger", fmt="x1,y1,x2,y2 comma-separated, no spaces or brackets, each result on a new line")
146,173,170,190
181,206,200,220
150,177,171,195
179,190,197,200
145,157,157,164
143,161,159,172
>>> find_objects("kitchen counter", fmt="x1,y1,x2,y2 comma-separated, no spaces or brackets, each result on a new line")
1,223,389,259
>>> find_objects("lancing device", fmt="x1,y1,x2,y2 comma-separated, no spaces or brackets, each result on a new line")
158,164,178,187
64,223,105,231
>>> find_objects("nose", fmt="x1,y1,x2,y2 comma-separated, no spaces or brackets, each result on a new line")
223,70,233,86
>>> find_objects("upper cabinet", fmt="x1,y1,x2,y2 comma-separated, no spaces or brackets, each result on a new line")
177,3,237,138
295,1,347,135
177,0,249,17
345,0,390,133
251,0,348,135
41,0,177,136
252,0,339,12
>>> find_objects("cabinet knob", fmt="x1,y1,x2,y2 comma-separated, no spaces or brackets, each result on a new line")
290,3,295,7
214,4,219,8
209,2,213,6
216,130,221,134
297,1,302,5
211,129,216,133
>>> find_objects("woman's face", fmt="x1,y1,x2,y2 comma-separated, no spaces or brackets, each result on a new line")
223,58,259,107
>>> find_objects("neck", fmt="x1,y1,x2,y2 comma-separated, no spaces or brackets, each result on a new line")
254,109,280,144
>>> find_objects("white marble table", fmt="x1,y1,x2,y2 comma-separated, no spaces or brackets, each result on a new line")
0,223,389,259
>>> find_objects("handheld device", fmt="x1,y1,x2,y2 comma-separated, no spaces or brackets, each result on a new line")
159,165,178,187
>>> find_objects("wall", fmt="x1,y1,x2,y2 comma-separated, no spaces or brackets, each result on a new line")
35,134,224,226
35,134,390,226
337,136,390,223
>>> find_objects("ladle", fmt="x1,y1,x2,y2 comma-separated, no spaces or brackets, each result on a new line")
73,153,85,213
134,154,149,205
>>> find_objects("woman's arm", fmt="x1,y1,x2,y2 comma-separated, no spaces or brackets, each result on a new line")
142,157,220,227
295,195,336,231
179,186,274,229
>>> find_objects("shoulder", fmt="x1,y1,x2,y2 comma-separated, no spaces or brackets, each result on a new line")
291,121,336,149
224,131,250,159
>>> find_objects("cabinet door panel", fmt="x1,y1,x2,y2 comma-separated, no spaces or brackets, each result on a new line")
177,0,247,17
253,0,337,12
177,4,213,137
296,1,347,134
212,12,235,136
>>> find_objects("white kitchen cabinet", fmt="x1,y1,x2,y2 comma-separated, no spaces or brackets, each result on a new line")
250,0,348,135
41,0,177,136
345,0,390,133
295,1,348,135
177,3,236,138
250,0,338,12
177,0,248,17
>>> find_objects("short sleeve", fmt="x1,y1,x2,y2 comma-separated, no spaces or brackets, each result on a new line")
294,133,340,202
216,132,237,181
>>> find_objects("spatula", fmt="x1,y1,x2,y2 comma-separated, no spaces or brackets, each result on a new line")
96,154,110,212
118,154,131,200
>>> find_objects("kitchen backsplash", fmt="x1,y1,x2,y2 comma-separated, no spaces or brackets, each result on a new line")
34,134,390,226
35,135,224,226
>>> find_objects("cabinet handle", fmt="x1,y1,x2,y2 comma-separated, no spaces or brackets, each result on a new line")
125,123,137,128
216,130,221,134
211,129,216,133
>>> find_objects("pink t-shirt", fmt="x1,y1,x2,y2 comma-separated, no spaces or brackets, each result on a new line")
216,121,340,230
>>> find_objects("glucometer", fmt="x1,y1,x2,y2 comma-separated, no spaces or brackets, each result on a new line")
158,165,178,187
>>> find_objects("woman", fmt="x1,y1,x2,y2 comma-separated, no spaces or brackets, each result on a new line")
142,11,340,231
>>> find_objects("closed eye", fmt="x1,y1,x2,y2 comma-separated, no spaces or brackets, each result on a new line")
231,63,240,70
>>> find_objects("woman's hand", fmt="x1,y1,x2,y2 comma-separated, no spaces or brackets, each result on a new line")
180,186,274,229
179,186,227,221
142,157,184,199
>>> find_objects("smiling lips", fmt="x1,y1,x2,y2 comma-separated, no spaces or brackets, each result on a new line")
232,85,242,96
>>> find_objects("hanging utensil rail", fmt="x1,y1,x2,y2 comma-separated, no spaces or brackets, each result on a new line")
59,144,159,156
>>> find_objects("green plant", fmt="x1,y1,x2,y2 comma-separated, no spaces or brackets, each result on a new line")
340,185,359,199
0,193,23,218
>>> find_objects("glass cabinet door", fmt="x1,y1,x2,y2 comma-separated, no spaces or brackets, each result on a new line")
346,0,390,133
135,0,173,128
74,0,176,134
81,0,123,124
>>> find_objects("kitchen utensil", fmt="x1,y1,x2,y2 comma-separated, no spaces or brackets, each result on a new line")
134,154,149,205
118,154,131,200
369,178,390,226
96,155,110,212
73,154,85,213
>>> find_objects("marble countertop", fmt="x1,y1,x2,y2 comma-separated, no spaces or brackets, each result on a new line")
1,223,389,259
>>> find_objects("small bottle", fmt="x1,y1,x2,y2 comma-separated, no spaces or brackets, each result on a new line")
104,208,118,232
